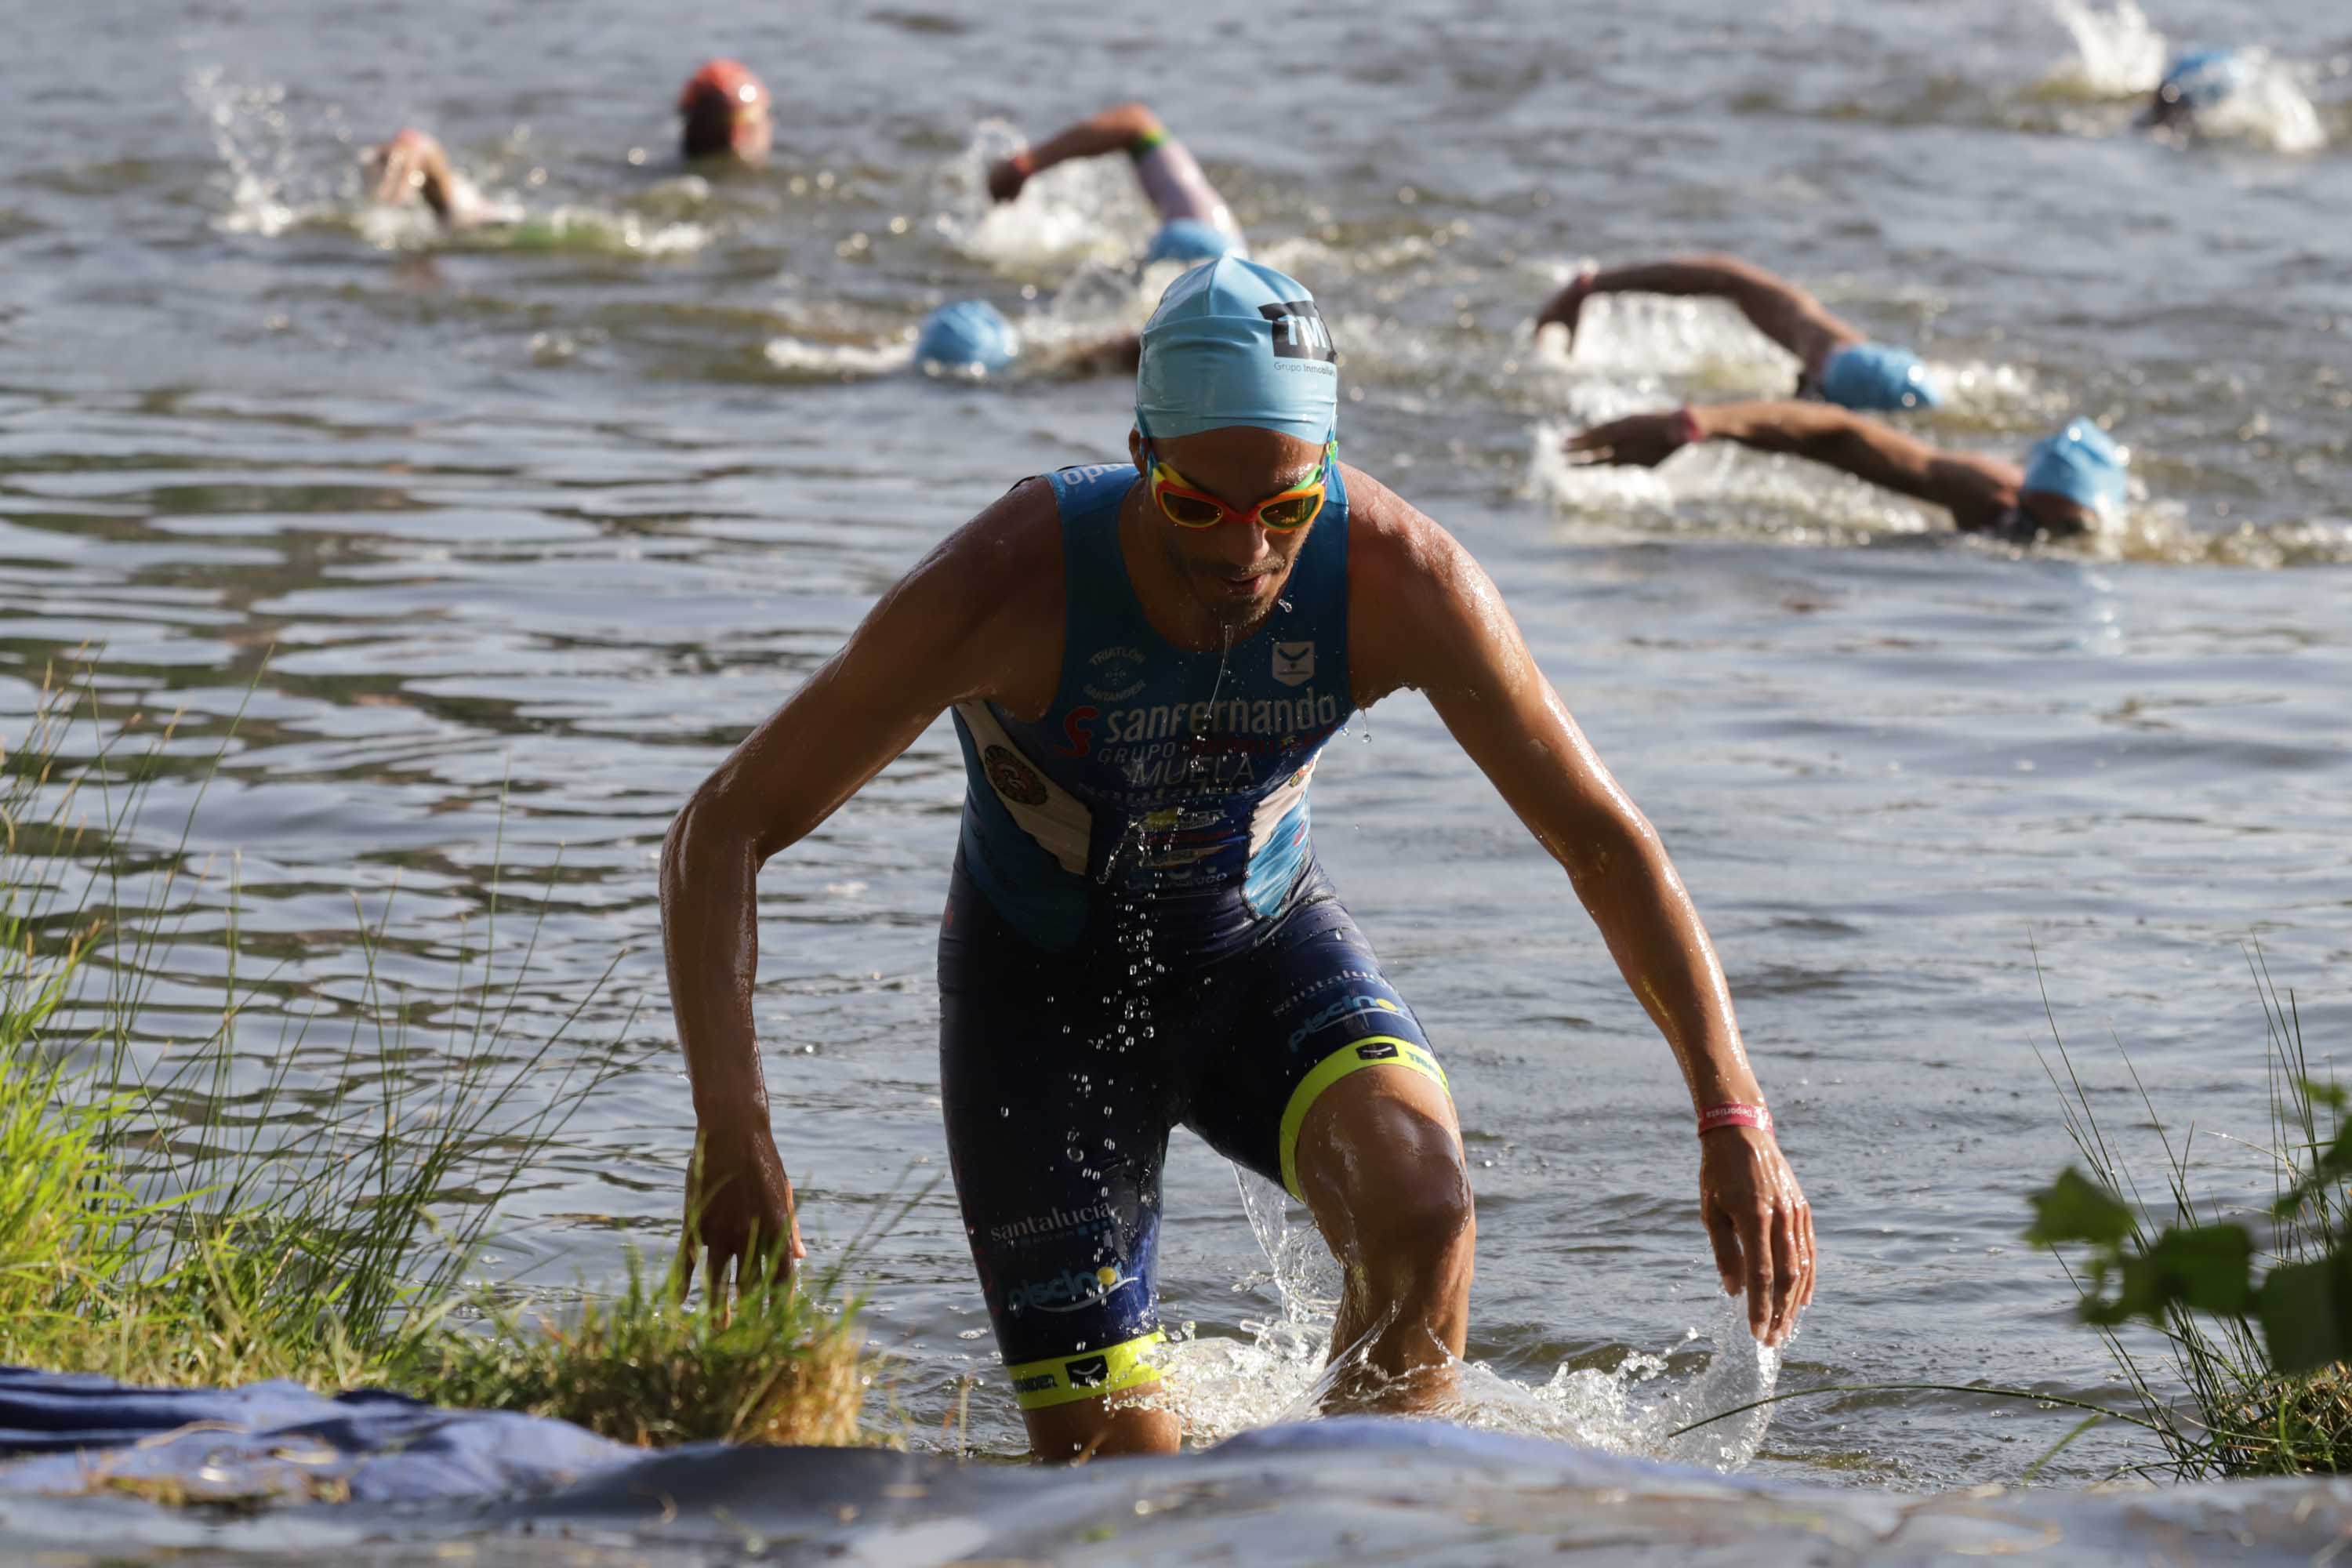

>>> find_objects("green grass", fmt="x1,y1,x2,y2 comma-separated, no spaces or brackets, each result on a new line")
0,672,872,1461
2034,948,2352,1479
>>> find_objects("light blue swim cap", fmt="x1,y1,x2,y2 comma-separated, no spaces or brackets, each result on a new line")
1817,343,1941,412
2159,49,2254,112
2021,419,2129,516
1136,256,1338,442
1144,218,1247,268
914,299,1020,376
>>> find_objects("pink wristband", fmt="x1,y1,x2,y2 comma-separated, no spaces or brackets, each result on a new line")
1697,1102,1772,1135
1673,406,1706,447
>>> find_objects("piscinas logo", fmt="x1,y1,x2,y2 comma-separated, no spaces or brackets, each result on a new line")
1007,1263,1137,1316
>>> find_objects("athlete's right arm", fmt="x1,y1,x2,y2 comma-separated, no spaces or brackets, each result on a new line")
1538,255,1855,368
660,481,1062,1298
988,102,1164,201
1564,401,2016,527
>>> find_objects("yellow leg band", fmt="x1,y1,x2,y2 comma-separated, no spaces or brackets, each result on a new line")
1278,1035,1450,1202
1005,1332,1167,1411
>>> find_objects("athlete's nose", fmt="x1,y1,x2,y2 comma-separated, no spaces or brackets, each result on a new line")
1204,518,1278,572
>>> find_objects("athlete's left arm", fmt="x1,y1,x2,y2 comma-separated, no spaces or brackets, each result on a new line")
1347,474,1816,1345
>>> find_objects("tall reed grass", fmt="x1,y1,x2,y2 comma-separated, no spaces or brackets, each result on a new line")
0,673,870,1451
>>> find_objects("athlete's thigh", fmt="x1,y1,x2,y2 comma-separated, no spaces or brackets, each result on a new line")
938,886,1179,1417
1181,893,1452,1201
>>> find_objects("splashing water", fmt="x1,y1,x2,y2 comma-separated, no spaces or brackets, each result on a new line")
2180,53,2328,155
2045,0,2168,98
1145,1168,1781,1471
188,67,319,238
931,120,1156,274
2038,6,2326,152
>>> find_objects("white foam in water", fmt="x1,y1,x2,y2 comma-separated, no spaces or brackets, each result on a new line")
2045,0,2167,97
763,336,918,379
189,67,318,238
1144,1168,1779,1472
2186,53,2328,154
931,120,1156,274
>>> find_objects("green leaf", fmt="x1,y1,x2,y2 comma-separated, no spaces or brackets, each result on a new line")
2146,1224,2255,1316
2314,1121,2352,1181
2026,1168,2134,1249
2256,1259,2348,1377
2301,1078,2348,1113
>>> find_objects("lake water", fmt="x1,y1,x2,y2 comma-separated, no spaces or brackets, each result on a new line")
4,0,2350,1512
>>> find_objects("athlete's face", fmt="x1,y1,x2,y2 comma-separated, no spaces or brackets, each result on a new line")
1129,425,1328,630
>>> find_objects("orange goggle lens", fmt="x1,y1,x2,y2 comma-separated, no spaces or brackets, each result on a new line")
1149,444,1334,532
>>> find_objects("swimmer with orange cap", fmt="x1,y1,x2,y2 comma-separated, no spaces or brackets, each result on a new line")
678,58,772,164
987,102,1247,270
366,57,771,232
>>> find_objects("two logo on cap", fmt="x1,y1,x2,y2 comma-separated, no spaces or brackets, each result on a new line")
1260,301,1337,363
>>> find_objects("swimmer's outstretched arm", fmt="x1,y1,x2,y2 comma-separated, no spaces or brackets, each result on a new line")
988,101,1166,201
1538,254,1856,372
1346,470,1815,1345
1565,401,2018,532
368,129,487,230
660,482,1063,1298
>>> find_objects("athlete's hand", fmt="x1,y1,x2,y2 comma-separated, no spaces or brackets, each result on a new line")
1562,410,1693,470
367,129,438,206
986,155,1029,203
681,1120,805,1303
1536,270,1595,343
1698,1126,1815,1346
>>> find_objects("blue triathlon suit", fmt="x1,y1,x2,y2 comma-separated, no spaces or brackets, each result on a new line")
940,462,1450,1413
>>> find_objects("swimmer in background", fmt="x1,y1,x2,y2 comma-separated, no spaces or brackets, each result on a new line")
367,58,771,231
1537,255,1941,413
912,299,1139,379
366,129,491,230
986,102,1248,270
677,58,772,165
2142,49,2252,132
1562,403,2126,540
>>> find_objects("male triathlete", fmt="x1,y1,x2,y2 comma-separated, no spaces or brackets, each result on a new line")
987,101,1247,269
1563,401,2127,538
663,258,1816,1461
1539,254,1941,412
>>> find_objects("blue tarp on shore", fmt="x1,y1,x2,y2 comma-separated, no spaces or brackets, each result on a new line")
0,1368,631,1503
5,1369,2352,1564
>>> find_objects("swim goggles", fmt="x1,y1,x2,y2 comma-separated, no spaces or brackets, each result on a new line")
1139,426,1338,532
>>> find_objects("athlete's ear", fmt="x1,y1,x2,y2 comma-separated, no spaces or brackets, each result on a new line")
1129,426,1145,476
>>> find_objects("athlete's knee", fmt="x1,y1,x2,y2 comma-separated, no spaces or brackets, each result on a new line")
1301,1098,1474,1269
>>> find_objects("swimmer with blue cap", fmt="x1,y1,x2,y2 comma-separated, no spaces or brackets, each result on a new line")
1540,253,1941,413
909,298,1145,380
1566,399,2128,539
988,102,1248,271
914,300,1024,377
2143,48,2256,132
666,254,1816,1465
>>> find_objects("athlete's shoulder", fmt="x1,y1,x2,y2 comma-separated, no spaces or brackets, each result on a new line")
1339,463,1491,603
1338,464,1515,706
880,476,1064,687
926,474,1065,592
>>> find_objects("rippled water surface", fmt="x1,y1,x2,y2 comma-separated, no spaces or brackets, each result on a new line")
5,0,2351,1497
